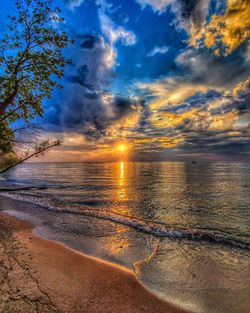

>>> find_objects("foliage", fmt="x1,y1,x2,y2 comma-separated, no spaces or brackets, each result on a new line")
0,139,61,173
0,122,13,153
0,0,72,170
0,0,72,119
0,151,18,171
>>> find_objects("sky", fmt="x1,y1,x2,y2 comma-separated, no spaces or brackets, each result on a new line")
1,0,250,161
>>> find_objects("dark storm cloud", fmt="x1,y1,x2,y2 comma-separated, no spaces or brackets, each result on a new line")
67,65,94,89
45,0,249,160
179,0,197,18
164,0,211,35
176,0,225,28
178,0,209,26
43,0,145,141
176,43,250,89
114,96,134,117
47,79,143,140
209,94,250,116
48,89,141,134
45,32,133,137
59,93,142,139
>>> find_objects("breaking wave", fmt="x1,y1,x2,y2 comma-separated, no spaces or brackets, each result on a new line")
1,191,250,251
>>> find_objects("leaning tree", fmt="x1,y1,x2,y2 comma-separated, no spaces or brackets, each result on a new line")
0,0,73,172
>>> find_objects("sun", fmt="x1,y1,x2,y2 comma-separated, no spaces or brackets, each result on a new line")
117,143,128,153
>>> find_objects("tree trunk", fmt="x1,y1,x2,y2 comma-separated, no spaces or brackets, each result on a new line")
0,102,8,116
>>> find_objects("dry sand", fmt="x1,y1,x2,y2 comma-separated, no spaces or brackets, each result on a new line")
0,212,190,313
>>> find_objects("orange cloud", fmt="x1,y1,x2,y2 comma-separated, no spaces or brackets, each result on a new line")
158,136,183,148
150,109,198,129
233,77,250,96
193,0,250,55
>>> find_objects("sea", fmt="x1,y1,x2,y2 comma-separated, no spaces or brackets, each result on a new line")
0,162,249,313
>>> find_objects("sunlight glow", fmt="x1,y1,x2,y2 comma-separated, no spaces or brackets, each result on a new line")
117,143,128,153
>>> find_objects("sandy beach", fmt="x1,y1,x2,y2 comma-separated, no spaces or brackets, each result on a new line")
0,211,190,313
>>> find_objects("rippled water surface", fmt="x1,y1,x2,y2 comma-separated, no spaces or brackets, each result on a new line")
0,162,250,313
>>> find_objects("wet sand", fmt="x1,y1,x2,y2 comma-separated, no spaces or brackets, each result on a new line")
0,212,190,313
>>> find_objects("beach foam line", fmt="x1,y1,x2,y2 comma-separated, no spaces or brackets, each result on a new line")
1,191,249,251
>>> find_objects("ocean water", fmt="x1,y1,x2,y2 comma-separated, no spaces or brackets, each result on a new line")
0,162,250,313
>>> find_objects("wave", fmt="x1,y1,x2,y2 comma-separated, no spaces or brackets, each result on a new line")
1,191,250,251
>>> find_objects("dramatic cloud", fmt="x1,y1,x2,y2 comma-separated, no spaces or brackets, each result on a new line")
136,1,250,57
194,0,250,55
46,32,142,140
176,46,250,89
24,0,248,161
45,0,139,144
136,74,250,157
136,0,210,36
178,0,210,46
99,5,136,46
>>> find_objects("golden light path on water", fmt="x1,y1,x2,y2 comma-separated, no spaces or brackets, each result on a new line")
102,161,131,256
118,161,125,199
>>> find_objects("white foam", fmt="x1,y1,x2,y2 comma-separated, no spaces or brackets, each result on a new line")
1,191,249,250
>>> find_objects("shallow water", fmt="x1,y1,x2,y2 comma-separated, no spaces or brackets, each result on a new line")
0,162,250,313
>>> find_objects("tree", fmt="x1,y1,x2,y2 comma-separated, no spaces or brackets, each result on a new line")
0,139,61,174
0,0,72,117
0,0,72,171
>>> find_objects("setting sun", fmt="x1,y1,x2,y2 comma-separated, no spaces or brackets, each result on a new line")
117,143,128,153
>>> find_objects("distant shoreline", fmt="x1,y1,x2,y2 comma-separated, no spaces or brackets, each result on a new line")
0,204,190,313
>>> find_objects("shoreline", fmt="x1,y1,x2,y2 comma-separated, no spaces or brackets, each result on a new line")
0,210,191,313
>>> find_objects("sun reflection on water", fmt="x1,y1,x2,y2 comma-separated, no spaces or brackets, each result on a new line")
118,161,126,200
102,228,131,256
101,162,131,256
120,161,124,184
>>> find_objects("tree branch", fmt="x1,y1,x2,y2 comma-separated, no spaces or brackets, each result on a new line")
0,80,19,115
0,102,26,122
0,141,60,174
